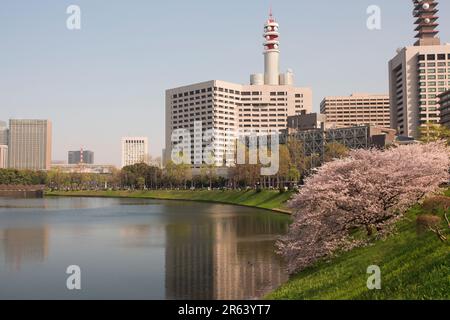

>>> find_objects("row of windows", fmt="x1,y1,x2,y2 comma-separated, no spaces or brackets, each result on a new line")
418,54,450,61
172,88,306,99
419,75,448,80
419,62,450,68
239,114,287,117
240,119,286,122
239,108,287,112
419,87,448,93
240,124,286,128
418,68,450,74
323,102,388,107
172,87,213,98
172,101,214,108
420,101,440,105
419,81,449,86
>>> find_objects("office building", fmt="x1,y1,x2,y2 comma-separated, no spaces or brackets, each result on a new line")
0,121,8,146
8,119,52,170
68,149,94,164
0,145,8,169
389,0,450,137
320,94,391,128
438,89,450,127
121,137,148,167
165,12,312,166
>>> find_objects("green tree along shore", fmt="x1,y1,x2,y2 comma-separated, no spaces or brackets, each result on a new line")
46,189,294,214
0,140,350,191
267,192,450,300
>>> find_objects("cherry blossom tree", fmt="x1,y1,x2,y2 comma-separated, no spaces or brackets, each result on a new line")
277,142,450,274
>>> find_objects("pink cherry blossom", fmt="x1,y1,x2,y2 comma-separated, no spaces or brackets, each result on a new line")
277,142,450,274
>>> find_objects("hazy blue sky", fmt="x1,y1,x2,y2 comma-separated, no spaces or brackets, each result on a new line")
1,0,449,166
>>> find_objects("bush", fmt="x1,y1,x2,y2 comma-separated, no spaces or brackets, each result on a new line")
416,214,442,233
421,196,450,213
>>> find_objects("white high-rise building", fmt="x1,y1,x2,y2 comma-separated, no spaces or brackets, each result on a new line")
121,137,149,168
389,0,450,138
0,121,7,169
0,145,8,169
165,12,313,166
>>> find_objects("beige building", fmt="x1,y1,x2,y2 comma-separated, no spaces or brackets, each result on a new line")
320,93,391,128
439,89,450,127
0,145,8,169
8,119,52,170
121,137,148,168
0,121,8,145
389,0,450,137
165,13,312,166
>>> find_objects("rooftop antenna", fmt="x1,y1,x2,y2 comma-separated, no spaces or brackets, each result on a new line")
269,5,274,22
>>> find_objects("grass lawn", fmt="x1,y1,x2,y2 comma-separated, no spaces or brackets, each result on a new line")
45,189,294,213
266,200,450,300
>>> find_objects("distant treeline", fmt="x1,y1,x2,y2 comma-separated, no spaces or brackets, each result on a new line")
0,169,47,186
0,141,349,191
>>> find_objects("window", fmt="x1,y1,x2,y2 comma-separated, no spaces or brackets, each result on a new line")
427,54,436,60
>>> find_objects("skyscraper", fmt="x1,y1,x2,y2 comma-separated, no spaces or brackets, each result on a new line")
165,12,312,166
121,137,148,168
389,0,450,138
0,145,8,169
68,149,94,164
0,121,8,146
8,119,52,170
0,121,8,169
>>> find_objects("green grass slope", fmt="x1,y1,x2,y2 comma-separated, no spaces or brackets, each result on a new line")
267,203,450,300
46,189,293,213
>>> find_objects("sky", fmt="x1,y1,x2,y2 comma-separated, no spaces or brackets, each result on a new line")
0,0,449,166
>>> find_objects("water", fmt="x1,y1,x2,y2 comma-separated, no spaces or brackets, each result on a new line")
0,197,290,300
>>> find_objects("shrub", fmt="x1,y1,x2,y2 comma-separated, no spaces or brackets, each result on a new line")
421,196,450,213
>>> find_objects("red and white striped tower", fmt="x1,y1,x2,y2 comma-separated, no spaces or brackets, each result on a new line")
413,0,441,46
263,9,280,85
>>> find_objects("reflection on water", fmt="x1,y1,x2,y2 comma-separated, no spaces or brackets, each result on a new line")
0,227,50,271
165,213,288,300
0,197,289,300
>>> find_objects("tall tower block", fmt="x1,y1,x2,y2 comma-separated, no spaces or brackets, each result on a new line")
388,0,450,138
263,11,280,85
